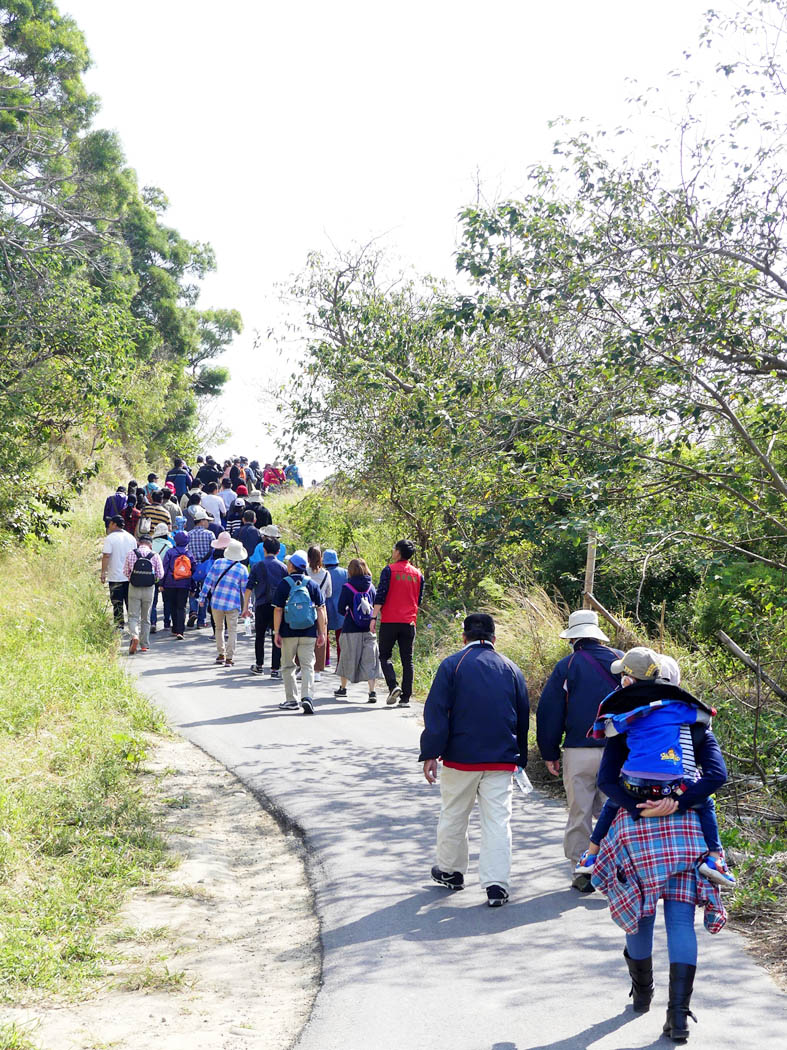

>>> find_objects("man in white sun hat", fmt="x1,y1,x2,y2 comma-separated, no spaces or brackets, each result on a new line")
536,610,622,891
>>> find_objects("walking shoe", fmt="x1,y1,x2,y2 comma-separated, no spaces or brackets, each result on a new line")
249,664,263,675
367,691,377,703
140,647,149,652
699,855,737,889
301,697,315,715
314,672,322,682
270,669,280,678
334,686,348,698
224,659,234,667
196,622,208,629
278,699,299,710
431,866,464,891
574,850,597,876
397,698,410,708
128,637,138,655
175,633,184,640
187,613,197,628
571,872,595,893
386,686,402,706
215,655,225,664
486,885,509,907
150,626,157,634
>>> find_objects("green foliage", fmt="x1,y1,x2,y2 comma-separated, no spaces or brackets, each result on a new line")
0,516,167,998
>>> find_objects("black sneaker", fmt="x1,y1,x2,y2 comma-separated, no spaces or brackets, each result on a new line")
187,614,197,628
278,698,298,710
486,885,509,907
367,692,377,703
301,697,315,715
397,698,410,708
249,664,263,675
431,866,464,891
571,873,595,894
386,686,402,706
270,669,280,678
334,686,348,698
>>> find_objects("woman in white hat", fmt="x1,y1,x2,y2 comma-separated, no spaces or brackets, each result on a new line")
199,538,249,667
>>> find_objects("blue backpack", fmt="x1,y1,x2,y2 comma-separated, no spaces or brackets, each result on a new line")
283,575,317,630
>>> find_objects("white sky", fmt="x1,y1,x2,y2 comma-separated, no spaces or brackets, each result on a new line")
63,0,725,471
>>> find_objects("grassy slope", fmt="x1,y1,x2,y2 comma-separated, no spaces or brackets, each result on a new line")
0,500,166,1004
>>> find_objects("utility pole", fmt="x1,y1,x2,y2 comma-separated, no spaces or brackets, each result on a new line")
583,532,597,610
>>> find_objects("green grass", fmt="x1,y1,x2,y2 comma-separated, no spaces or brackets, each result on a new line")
0,510,167,1001
0,1022,41,1050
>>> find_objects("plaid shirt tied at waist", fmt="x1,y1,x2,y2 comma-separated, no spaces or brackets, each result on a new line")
591,807,727,935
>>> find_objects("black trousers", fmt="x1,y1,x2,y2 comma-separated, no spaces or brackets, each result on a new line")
254,602,281,669
378,622,416,700
165,587,189,635
108,581,128,626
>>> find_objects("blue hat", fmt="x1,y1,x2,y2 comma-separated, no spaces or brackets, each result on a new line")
323,548,339,566
287,549,308,570
174,530,189,546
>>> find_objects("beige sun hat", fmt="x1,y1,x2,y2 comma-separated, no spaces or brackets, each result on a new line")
247,489,263,502
224,539,248,562
261,524,281,538
559,610,610,642
152,522,170,538
192,507,210,521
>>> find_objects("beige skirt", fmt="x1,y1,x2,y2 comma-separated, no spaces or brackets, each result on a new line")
336,631,381,682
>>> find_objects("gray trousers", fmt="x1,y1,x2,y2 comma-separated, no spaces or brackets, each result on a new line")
281,636,316,702
562,746,605,866
128,585,154,647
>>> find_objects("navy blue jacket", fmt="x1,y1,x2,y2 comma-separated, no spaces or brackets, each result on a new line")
419,642,530,767
536,640,622,760
598,726,727,819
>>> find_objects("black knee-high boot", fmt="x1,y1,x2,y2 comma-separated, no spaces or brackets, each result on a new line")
663,963,697,1043
623,948,654,1012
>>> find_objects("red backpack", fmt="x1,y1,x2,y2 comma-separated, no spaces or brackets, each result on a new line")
173,554,192,580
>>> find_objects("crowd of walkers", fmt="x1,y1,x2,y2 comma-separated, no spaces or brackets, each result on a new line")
101,457,736,1044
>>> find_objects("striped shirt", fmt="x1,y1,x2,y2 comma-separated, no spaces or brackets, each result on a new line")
140,504,171,531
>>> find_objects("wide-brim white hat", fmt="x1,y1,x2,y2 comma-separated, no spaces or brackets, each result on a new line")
559,610,609,642
224,539,248,562
261,525,281,538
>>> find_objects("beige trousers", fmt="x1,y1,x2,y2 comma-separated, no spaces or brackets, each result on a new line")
436,766,513,891
281,636,316,702
214,609,239,660
562,746,605,866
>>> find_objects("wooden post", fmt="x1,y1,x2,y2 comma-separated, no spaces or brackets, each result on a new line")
659,600,666,651
583,532,597,610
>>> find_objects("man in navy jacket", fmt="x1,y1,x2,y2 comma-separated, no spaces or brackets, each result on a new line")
536,609,621,890
420,613,529,907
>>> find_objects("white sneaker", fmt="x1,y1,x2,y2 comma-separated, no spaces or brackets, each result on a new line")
314,672,322,682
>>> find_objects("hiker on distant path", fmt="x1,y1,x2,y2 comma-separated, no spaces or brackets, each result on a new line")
143,489,173,534
323,549,348,669
243,536,288,677
536,609,622,891
183,492,203,531
219,477,236,514
150,523,173,633
201,481,227,529
332,558,380,703
163,484,180,529
123,494,142,537
196,457,221,487
237,509,262,561
420,613,530,908
273,550,326,716
160,530,195,640
591,647,729,1043
230,458,247,490
372,539,424,708
165,457,192,501
247,488,272,529
101,515,137,627
180,479,202,513
200,538,249,667
123,525,164,654
144,472,160,499
103,485,127,526
186,509,214,628
307,545,332,682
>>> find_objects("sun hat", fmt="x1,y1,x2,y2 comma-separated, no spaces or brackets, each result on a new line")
192,507,210,521
323,548,339,566
224,539,248,562
210,531,232,549
611,646,663,681
152,522,170,538
247,489,263,503
287,549,308,570
559,610,610,642
174,530,189,546
261,524,281,538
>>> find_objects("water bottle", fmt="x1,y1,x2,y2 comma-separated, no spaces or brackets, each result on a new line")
243,615,252,637
513,767,534,795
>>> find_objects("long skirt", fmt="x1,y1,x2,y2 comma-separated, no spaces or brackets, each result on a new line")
336,631,381,683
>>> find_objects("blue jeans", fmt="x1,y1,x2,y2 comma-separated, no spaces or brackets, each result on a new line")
591,796,721,854
626,898,697,965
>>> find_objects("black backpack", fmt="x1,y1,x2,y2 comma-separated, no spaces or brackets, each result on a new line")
129,548,156,588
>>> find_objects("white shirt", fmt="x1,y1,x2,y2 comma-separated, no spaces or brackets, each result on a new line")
220,488,236,511
201,493,227,524
308,567,332,598
102,529,137,582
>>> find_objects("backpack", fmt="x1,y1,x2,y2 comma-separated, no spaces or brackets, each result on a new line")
192,549,214,584
345,582,374,629
129,549,156,588
172,553,192,580
283,575,317,630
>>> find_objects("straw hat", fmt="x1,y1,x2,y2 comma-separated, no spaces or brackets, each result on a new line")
559,610,610,642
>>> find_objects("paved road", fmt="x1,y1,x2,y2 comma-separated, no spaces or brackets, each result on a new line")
132,627,787,1050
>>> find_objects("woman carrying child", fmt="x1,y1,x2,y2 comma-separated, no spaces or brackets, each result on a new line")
588,647,731,1044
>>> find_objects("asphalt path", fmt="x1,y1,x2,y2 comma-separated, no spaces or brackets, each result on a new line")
131,625,787,1050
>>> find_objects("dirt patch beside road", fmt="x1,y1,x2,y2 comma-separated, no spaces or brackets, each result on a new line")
6,733,320,1050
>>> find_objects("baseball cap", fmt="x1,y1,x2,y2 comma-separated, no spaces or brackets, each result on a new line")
288,549,308,570
610,647,663,681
